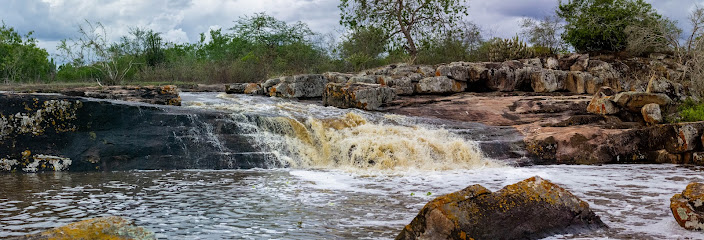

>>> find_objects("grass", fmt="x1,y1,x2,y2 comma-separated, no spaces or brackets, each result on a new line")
672,99,704,123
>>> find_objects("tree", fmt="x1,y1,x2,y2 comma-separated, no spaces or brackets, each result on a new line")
520,14,566,54
0,23,54,83
57,20,137,85
338,0,470,59
624,16,681,56
557,0,664,52
340,26,388,70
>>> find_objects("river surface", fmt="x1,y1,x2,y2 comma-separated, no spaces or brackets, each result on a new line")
1,93,703,239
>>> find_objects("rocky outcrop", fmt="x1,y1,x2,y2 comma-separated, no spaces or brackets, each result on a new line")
323,83,395,111
647,76,686,101
61,85,182,106
671,182,704,231
612,92,672,113
415,76,466,94
0,93,275,172
16,216,155,240
397,176,606,240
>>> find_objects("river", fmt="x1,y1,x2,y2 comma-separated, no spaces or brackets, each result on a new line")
1,93,702,239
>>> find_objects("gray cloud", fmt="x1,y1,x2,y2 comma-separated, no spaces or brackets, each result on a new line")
1,0,702,56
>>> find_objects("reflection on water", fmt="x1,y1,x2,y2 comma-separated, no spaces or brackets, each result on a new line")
1,165,703,239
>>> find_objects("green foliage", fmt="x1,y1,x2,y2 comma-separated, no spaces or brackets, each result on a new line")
674,99,704,122
0,23,55,83
340,26,388,71
338,0,469,58
485,36,535,62
520,14,567,54
557,0,663,52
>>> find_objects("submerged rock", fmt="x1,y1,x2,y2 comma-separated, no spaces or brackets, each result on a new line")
18,216,155,240
323,83,395,111
671,182,704,231
397,176,606,240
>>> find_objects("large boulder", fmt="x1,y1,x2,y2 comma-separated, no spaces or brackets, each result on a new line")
641,103,662,125
666,124,703,154
323,72,354,84
323,83,396,111
19,216,155,240
227,83,263,95
531,69,567,93
587,87,619,115
612,92,672,112
566,71,590,94
415,76,466,94
671,182,704,231
397,176,606,240
486,61,529,92
384,76,415,95
268,74,327,98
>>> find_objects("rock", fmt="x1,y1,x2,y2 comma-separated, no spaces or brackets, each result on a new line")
269,74,326,98
225,83,248,94
486,61,528,92
587,87,619,115
652,149,682,164
385,76,415,95
520,58,543,68
566,71,590,94
436,64,470,81
0,93,273,172
570,54,590,72
261,77,281,89
642,103,662,125
347,75,377,84
667,124,702,154
693,152,704,166
647,76,686,101
397,176,607,240
671,182,704,231
21,216,155,240
531,69,567,93
323,83,396,111
415,76,466,94
323,72,353,84
545,57,559,70
559,54,583,71
243,83,264,95
613,92,672,112
62,85,182,106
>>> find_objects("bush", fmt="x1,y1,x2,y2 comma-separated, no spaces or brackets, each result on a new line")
484,36,535,62
674,99,704,122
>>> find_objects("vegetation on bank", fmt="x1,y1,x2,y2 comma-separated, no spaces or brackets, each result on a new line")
2,0,704,96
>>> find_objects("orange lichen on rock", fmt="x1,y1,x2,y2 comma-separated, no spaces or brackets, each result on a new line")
671,182,704,231
28,216,155,240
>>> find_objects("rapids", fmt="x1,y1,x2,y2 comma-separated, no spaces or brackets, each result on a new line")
1,92,702,239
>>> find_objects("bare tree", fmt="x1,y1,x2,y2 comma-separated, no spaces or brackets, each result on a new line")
520,14,566,54
624,17,681,57
57,20,136,85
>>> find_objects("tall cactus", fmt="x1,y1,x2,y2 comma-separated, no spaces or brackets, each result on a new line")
488,36,535,62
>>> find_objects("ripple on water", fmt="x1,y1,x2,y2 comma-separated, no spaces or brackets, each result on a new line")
0,165,703,239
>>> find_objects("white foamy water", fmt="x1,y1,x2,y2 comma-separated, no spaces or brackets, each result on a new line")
182,93,500,172
1,165,701,239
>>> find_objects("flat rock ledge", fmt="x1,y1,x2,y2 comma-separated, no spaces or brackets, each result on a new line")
397,176,607,240
671,182,704,231
61,85,182,106
12,216,155,240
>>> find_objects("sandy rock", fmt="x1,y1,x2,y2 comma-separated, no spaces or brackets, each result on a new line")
20,216,155,240
671,182,704,231
416,76,466,94
323,83,396,111
613,92,672,112
641,103,662,125
587,87,619,115
397,176,607,240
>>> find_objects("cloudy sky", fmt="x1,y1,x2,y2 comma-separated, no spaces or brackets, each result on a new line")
1,0,702,56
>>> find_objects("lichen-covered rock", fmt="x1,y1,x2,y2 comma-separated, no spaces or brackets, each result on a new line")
486,61,529,92
667,124,702,154
671,182,704,231
531,69,567,93
587,87,619,115
545,57,559,70
642,103,662,125
323,83,396,111
613,92,672,112
416,76,466,94
243,83,264,95
384,76,415,95
396,176,607,240
269,74,327,98
647,76,686,101
20,216,155,240
323,72,354,84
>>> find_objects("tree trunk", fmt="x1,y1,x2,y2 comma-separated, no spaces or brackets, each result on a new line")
396,0,417,58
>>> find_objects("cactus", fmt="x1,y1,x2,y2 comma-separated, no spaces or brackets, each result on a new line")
487,36,535,62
